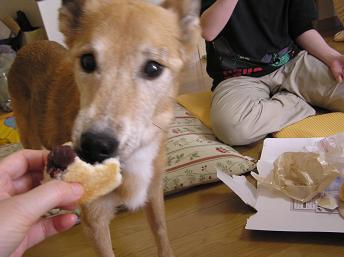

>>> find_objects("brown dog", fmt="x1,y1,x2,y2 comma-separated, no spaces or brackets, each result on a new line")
8,0,200,256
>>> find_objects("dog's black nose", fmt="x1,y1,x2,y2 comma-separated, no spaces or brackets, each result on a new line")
78,131,119,164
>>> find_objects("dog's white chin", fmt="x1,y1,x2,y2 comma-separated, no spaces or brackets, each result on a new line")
121,136,161,210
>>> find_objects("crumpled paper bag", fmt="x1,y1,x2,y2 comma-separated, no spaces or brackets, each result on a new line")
252,152,340,202
305,133,344,175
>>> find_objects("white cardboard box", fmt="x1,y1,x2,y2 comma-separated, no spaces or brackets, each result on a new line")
218,138,344,233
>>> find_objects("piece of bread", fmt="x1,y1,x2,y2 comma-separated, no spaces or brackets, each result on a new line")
46,144,122,204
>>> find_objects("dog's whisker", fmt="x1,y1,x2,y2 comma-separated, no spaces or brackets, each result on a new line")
152,122,167,132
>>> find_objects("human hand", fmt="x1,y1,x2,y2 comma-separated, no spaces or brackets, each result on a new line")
329,54,344,83
0,150,84,257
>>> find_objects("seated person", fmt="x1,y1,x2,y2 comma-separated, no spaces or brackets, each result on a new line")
200,0,344,146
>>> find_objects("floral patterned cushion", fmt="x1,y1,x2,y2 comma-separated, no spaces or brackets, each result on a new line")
0,143,22,159
163,104,257,194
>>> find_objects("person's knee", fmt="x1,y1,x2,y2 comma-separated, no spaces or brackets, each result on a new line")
212,119,265,146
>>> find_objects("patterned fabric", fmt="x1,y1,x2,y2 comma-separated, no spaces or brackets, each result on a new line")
163,105,257,194
0,143,22,159
0,113,20,144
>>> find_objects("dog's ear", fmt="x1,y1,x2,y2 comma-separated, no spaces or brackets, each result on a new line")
162,0,201,58
59,0,87,47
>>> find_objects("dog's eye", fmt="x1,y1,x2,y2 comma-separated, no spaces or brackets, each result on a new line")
80,53,97,73
142,60,164,80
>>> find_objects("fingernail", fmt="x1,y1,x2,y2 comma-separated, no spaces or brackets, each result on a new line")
71,183,84,197
70,213,81,226
75,215,81,225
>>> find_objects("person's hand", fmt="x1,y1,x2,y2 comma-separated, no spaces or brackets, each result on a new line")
0,150,84,257
295,29,344,83
329,54,344,83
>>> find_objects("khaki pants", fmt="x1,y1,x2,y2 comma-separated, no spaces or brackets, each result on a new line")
211,51,344,146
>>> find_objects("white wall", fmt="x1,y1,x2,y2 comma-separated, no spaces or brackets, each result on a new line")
0,0,64,45
36,0,64,45
0,0,43,27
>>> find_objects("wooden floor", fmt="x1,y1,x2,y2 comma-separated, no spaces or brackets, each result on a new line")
24,34,344,257
25,183,344,257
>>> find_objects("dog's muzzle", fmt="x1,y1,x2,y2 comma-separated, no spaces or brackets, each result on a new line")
76,130,119,164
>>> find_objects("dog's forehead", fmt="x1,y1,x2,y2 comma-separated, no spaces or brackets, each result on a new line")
85,1,180,40
77,1,183,65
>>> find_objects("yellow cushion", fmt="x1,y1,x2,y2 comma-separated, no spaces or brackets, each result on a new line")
177,91,212,129
273,112,344,138
234,140,264,160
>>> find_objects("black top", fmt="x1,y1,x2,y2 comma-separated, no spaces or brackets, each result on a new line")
201,0,318,90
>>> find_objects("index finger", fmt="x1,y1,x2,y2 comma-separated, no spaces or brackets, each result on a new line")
0,149,48,180
12,180,83,224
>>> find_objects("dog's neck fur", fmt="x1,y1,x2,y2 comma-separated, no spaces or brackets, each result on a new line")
120,136,161,210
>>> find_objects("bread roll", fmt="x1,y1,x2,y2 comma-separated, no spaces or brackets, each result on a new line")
46,144,122,204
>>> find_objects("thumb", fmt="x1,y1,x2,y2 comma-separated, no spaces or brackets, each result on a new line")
13,180,83,225
338,70,344,83
331,62,344,83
